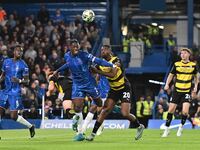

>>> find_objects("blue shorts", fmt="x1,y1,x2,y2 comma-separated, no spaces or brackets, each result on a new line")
0,91,23,111
72,84,100,100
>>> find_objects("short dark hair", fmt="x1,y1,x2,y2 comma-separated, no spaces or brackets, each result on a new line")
70,39,79,45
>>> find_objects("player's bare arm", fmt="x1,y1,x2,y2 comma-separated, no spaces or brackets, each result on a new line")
91,66,118,78
46,80,56,96
164,73,174,91
193,73,199,93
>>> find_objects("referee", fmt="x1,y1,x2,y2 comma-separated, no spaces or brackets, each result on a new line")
162,48,199,137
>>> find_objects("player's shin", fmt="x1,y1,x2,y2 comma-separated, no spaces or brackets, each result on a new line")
75,112,83,133
181,114,188,126
81,112,94,133
166,113,173,127
16,115,32,128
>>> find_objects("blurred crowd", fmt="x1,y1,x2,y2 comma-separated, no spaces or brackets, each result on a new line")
0,6,100,119
136,88,200,128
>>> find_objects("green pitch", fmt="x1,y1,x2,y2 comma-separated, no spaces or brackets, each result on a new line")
0,129,200,150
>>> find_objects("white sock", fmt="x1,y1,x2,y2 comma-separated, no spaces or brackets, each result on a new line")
81,112,94,133
16,115,32,128
102,98,106,106
75,112,83,133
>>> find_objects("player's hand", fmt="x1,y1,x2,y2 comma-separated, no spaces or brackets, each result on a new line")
192,87,198,93
46,91,50,97
90,66,98,73
52,70,58,76
11,77,21,83
191,92,197,99
164,84,169,91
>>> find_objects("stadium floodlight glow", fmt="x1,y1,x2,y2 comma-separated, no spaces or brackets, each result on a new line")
197,24,200,28
158,25,164,29
151,23,157,26
122,25,128,36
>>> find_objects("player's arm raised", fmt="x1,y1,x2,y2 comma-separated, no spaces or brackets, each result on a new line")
91,66,118,78
46,80,56,97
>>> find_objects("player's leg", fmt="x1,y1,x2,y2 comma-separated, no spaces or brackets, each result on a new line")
86,98,116,141
9,96,35,138
63,100,74,118
72,98,85,132
120,102,144,140
81,100,97,134
0,91,7,120
161,102,177,137
96,97,107,136
177,101,190,136
62,85,74,119
10,110,35,137
0,107,5,120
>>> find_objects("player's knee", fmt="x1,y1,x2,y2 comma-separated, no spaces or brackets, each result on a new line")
102,108,111,115
182,111,188,116
10,115,18,121
74,106,82,113
121,111,129,118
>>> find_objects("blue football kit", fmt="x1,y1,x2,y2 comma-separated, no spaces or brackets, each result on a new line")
0,58,29,110
57,51,113,99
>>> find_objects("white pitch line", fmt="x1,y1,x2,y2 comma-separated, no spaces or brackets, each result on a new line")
0,133,70,141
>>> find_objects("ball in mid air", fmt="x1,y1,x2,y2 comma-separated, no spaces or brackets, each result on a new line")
82,9,95,23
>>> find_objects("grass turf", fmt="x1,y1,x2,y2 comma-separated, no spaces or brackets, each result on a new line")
0,129,200,150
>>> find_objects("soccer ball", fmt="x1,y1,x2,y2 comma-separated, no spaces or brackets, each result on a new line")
82,9,95,23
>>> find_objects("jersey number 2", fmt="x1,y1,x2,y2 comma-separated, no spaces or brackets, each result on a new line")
123,92,130,99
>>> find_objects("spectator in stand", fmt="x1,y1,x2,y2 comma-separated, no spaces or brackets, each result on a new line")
166,34,176,52
37,5,49,24
44,20,54,37
34,64,46,83
155,97,169,119
157,88,168,101
23,105,40,119
74,15,82,26
48,50,63,70
7,14,16,29
52,9,64,24
0,7,7,26
136,96,145,126
24,19,35,38
24,45,37,62
142,96,154,127
0,45,8,68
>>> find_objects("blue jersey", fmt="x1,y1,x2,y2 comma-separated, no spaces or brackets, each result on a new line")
98,75,110,98
1,58,29,95
64,51,96,88
57,51,113,99
60,51,113,89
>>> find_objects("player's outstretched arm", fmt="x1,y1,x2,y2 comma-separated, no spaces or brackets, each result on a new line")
91,66,118,78
56,63,69,73
11,75,29,85
87,54,114,68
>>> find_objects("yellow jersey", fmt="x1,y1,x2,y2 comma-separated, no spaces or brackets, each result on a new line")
170,60,198,92
99,56,128,91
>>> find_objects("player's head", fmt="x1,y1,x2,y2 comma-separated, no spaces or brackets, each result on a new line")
13,44,23,59
70,39,80,55
101,45,112,59
180,48,192,61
